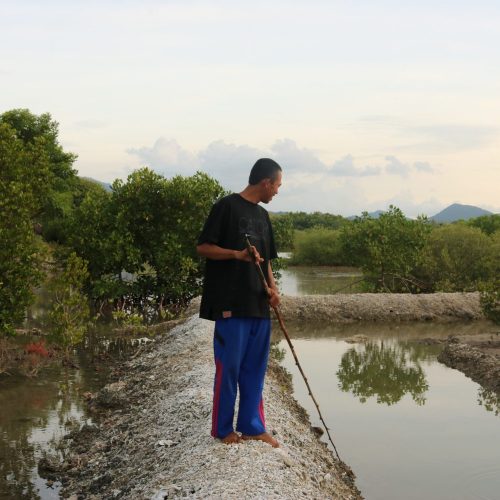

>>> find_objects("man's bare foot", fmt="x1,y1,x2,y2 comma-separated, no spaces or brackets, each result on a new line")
221,431,242,444
241,432,279,448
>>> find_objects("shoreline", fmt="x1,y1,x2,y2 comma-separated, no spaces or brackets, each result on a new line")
45,292,493,498
54,315,363,499
277,292,484,322
438,336,500,395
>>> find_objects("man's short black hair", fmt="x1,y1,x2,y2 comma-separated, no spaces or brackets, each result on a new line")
249,158,282,185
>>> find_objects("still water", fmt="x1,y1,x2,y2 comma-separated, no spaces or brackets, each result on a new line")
2,266,499,499
276,321,500,500
279,265,363,295
0,330,140,499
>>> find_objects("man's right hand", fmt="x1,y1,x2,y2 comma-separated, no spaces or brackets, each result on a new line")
235,246,264,264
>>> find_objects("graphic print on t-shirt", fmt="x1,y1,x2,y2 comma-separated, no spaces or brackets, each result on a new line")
238,216,269,243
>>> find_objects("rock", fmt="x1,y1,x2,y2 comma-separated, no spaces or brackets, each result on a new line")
157,439,175,447
38,453,61,479
151,489,168,500
311,426,324,438
94,381,128,409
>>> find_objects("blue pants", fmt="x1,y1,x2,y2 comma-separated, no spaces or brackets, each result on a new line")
211,317,271,439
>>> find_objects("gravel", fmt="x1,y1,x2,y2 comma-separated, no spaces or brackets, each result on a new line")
56,291,485,499
59,315,362,500
278,292,483,322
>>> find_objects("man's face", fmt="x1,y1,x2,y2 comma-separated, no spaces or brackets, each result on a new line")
261,171,282,204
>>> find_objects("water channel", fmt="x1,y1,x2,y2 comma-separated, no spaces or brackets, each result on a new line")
276,266,500,500
0,329,142,499
1,266,499,499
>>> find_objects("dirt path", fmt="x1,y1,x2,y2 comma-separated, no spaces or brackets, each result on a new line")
278,292,483,322
46,292,494,498
55,316,362,499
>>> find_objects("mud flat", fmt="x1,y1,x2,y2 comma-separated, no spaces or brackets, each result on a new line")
438,335,500,394
279,292,483,322
53,316,362,499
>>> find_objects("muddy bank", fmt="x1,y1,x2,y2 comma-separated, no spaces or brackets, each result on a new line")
438,335,500,394
278,292,483,322
53,316,362,499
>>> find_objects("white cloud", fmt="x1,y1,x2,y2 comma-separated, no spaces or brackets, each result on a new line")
330,155,382,177
124,137,443,216
413,161,434,173
385,156,412,177
127,137,198,174
198,140,266,190
270,139,326,173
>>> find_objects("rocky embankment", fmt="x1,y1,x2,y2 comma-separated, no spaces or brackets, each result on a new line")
49,292,491,499
438,335,500,394
56,315,362,500
278,292,483,322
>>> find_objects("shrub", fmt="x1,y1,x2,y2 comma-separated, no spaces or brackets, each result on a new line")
290,228,346,266
467,214,500,236
479,279,500,324
0,122,51,335
47,252,91,356
416,224,495,291
270,214,294,251
339,206,431,291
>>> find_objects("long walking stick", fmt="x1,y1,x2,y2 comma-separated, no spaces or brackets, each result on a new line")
244,235,341,461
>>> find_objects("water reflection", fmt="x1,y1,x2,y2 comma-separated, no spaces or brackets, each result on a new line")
0,368,78,499
336,341,429,406
477,387,500,416
279,324,500,500
280,266,363,296
0,328,128,499
276,318,494,342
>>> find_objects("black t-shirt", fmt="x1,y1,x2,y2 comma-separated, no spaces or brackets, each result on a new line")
197,193,278,321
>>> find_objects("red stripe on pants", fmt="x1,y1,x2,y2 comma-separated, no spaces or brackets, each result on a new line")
211,359,223,437
258,397,266,428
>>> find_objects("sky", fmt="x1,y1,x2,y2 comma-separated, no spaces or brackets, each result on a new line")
1,0,499,217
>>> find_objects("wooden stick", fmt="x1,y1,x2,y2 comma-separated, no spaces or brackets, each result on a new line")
244,235,341,460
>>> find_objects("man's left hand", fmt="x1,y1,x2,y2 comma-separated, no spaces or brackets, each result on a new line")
268,288,280,307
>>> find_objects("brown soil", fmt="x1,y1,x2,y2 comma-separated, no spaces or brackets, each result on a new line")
438,332,500,394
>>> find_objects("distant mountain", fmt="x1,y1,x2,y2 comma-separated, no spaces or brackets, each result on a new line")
81,176,113,192
429,203,493,223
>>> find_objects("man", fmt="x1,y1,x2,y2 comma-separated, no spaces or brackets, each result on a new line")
196,158,282,447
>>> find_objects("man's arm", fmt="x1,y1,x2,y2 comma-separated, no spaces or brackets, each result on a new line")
196,243,263,263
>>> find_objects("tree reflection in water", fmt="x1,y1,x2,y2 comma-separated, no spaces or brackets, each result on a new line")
336,341,429,405
477,387,500,416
